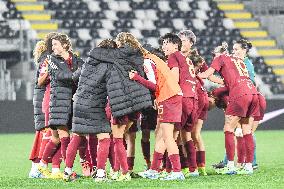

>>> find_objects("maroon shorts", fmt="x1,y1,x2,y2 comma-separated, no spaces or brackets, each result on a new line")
105,100,140,126
111,112,140,126
141,108,157,130
175,97,198,132
197,93,209,120
226,94,260,118
254,94,266,121
158,95,182,123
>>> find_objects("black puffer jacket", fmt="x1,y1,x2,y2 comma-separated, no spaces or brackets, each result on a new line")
72,46,152,134
48,53,84,128
33,51,48,131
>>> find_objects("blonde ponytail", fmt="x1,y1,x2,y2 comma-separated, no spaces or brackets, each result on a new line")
33,40,46,65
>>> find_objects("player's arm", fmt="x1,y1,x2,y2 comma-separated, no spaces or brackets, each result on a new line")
38,59,49,86
171,67,179,83
208,75,224,85
129,71,156,91
198,67,215,79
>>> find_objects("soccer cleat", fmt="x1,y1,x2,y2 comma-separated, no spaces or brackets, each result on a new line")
158,171,169,178
252,164,258,170
94,175,108,182
37,165,51,178
91,166,97,179
63,171,79,182
160,171,185,181
236,168,253,175
215,166,237,175
80,161,91,177
94,169,108,182
111,171,120,180
212,160,226,169
184,169,199,177
198,167,208,176
129,171,140,178
138,169,159,179
28,168,43,178
48,172,64,179
116,172,131,182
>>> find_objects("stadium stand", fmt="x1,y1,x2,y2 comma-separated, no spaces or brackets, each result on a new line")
0,0,284,100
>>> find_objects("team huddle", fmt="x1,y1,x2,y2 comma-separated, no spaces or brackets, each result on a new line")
28,30,266,182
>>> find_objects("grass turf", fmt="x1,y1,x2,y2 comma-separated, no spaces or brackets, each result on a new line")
0,131,283,189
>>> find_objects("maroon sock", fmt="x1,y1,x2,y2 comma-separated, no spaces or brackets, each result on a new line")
97,138,111,170
150,151,164,171
113,149,120,172
113,138,128,174
237,137,246,163
32,158,41,163
178,145,188,169
225,131,235,161
108,137,115,169
185,140,197,172
88,134,98,168
141,140,151,167
196,151,206,167
42,140,58,163
60,137,70,161
127,157,135,171
65,135,81,168
78,136,87,160
168,154,181,172
51,144,62,168
166,155,172,173
162,152,167,170
123,138,127,149
244,134,254,163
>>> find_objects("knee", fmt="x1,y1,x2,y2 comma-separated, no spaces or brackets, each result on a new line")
192,133,200,143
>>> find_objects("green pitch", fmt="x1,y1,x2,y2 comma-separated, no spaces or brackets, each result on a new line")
0,131,283,189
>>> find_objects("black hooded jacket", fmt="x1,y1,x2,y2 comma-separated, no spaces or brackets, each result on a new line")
48,53,84,127
72,45,152,134
33,51,48,131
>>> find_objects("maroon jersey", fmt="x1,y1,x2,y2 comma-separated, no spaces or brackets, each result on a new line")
198,61,209,74
196,77,207,97
211,54,258,100
167,51,197,99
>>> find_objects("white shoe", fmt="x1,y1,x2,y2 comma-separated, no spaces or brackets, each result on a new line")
28,167,43,178
160,172,185,181
138,169,159,179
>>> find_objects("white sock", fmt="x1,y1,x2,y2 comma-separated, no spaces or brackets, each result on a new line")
96,169,105,177
64,167,72,175
244,163,253,171
227,161,235,168
31,162,38,169
39,161,47,168
52,168,60,174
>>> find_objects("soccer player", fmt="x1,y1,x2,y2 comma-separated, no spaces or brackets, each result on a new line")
29,32,65,179
72,37,152,182
37,33,84,180
177,30,224,177
198,39,260,175
129,44,162,170
129,36,184,180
